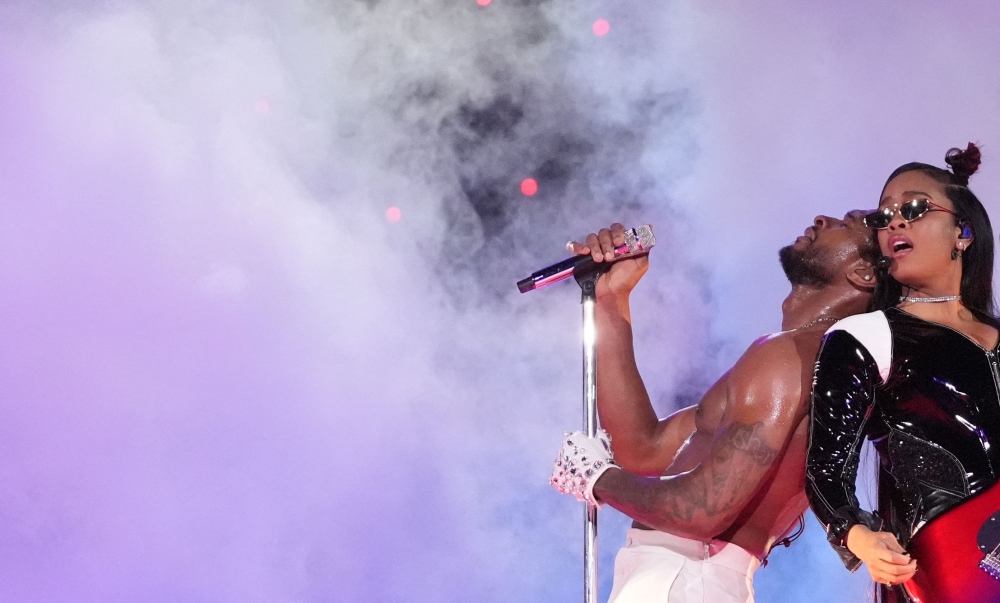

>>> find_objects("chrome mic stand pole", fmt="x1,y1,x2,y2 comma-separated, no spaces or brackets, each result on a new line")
515,225,654,603
574,265,605,603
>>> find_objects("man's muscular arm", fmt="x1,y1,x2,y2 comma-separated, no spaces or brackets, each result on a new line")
594,294,703,474
572,225,698,475
590,336,804,539
662,403,722,476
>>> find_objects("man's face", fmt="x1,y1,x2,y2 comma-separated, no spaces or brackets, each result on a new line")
779,210,875,287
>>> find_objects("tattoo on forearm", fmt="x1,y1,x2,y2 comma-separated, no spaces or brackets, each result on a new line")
598,421,781,530
668,421,778,521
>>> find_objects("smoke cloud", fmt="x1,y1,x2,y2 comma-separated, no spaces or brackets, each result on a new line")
0,1,998,602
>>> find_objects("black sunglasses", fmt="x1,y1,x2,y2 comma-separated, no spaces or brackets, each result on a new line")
863,198,958,229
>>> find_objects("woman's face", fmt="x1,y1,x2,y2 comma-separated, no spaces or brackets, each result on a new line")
878,171,964,287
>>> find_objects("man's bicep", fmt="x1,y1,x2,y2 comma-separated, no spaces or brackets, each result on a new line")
725,340,805,451
635,415,788,539
696,419,783,509
662,413,710,475
652,370,732,475
595,341,805,538
687,354,802,514
663,348,789,482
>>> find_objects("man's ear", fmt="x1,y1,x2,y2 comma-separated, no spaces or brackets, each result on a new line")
847,258,876,291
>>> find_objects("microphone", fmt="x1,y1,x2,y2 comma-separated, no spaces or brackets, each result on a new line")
517,225,656,293
877,256,893,272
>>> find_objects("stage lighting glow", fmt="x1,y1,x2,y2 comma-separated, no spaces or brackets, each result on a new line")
592,19,610,36
386,206,402,223
256,99,270,114
520,178,538,196
477,0,491,6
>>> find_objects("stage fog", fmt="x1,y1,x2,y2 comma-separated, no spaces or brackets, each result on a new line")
1,1,998,601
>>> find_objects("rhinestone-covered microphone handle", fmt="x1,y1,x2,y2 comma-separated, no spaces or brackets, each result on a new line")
517,224,657,293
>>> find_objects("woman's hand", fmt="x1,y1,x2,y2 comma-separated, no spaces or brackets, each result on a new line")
846,524,918,586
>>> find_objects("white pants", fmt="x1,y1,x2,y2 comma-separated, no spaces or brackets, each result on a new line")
607,529,759,603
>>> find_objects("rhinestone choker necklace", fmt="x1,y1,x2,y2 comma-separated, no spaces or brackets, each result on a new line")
899,295,961,303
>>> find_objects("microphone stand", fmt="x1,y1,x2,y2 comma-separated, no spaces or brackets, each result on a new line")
573,262,608,603
518,225,652,602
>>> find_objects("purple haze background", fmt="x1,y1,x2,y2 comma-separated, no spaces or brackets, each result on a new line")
0,1,998,602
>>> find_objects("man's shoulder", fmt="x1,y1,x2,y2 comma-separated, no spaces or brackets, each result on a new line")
722,334,810,420
729,318,857,398
730,311,891,387
729,331,810,388
745,310,889,358
741,326,816,364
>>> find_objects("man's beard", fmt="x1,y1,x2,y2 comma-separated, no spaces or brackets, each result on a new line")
779,244,834,287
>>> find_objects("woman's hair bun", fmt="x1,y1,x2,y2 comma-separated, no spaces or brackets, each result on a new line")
945,142,981,186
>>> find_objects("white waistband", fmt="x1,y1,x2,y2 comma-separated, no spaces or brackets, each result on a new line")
622,529,761,577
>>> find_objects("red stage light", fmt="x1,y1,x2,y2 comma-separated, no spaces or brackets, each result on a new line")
477,0,491,6
520,178,538,196
386,207,402,223
592,19,610,36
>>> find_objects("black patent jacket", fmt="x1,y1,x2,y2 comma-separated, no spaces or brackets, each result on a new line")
806,308,1000,570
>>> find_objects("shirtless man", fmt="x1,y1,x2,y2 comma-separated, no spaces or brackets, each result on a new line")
550,211,880,602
